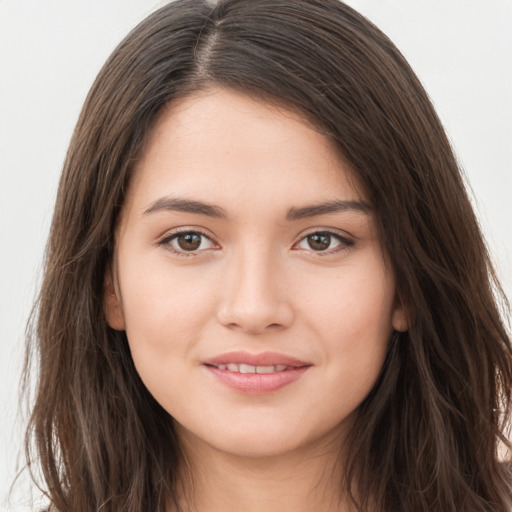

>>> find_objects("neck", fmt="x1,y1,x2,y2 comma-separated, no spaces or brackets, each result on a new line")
170,427,355,512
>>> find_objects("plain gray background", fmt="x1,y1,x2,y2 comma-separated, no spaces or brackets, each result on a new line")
1,1,511,509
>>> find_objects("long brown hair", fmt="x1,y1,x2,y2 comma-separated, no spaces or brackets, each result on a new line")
23,0,512,510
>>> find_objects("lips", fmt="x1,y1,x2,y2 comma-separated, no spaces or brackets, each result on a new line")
213,363,289,373
203,351,311,394
204,351,310,368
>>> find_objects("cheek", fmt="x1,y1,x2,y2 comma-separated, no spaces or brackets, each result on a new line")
118,256,217,359
305,263,395,341
118,264,217,411
303,262,394,389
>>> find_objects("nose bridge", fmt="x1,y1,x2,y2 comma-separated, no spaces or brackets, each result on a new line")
216,239,293,333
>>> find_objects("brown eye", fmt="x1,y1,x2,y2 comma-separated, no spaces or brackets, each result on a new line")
177,233,202,251
307,233,331,251
295,230,354,254
161,230,216,255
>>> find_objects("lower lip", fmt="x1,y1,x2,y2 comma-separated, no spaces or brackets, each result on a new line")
205,365,310,394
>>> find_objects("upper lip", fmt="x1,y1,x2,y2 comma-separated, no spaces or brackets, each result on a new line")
204,351,311,368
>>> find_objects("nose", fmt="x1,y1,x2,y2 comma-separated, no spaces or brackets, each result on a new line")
216,247,294,334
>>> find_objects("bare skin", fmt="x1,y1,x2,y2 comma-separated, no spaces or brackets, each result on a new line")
171,424,351,512
105,87,407,512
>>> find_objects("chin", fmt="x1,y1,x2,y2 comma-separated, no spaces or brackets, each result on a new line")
175,414,350,462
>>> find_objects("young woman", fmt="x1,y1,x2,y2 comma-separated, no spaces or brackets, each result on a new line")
23,0,512,511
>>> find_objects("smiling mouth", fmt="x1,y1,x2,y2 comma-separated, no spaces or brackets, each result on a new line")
203,352,311,394
207,363,291,373
203,350,310,369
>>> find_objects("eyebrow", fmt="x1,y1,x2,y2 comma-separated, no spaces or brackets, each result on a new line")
143,196,373,220
144,197,227,218
286,199,373,220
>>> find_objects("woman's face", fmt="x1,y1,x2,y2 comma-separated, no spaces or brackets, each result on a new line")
106,87,407,458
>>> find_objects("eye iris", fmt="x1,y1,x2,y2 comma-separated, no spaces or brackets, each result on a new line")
307,233,331,251
177,233,202,251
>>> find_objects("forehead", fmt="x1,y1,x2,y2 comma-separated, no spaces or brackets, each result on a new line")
126,87,367,214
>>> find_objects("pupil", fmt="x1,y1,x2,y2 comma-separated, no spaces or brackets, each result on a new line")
308,233,330,251
178,233,201,251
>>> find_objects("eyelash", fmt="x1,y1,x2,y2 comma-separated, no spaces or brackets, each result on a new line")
158,228,216,258
157,228,355,258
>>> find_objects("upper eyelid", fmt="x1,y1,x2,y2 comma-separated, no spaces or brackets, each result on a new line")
158,229,218,257
294,226,355,242
161,230,353,258
292,231,354,252
158,226,216,242
158,226,354,243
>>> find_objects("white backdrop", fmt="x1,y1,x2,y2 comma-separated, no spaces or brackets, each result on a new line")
1,1,511,509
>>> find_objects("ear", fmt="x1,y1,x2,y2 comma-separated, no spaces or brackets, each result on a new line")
391,296,409,332
104,266,125,331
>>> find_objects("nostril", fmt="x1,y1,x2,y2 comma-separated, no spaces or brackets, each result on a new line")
216,289,294,333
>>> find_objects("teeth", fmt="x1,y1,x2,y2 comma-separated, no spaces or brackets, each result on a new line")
256,365,275,374
239,364,256,374
215,364,289,373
